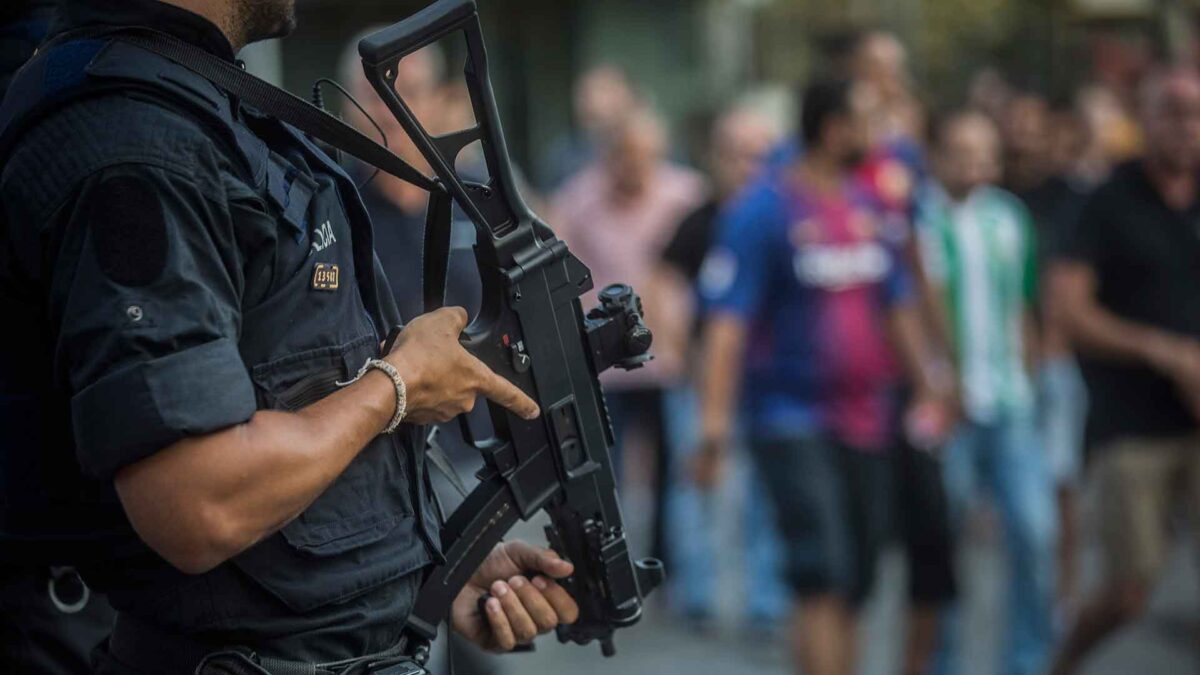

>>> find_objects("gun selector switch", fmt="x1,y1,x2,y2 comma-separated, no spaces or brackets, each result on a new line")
509,341,531,373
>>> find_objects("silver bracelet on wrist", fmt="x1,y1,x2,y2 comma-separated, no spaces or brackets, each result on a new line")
339,358,407,434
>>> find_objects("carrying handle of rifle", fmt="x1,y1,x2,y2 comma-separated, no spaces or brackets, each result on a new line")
360,0,548,455
359,0,542,249
358,0,476,65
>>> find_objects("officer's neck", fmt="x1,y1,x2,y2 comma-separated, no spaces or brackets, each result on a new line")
160,0,246,51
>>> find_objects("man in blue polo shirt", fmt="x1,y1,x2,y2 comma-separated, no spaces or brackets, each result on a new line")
695,79,947,675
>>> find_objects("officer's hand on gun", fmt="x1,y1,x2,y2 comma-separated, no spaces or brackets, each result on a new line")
384,307,541,424
383,311,579,651
449,541,581,652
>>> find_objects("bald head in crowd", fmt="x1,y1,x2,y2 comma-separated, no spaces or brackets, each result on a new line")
575,65,638,138
932,110,1002,201
710,108,776,199
852,30,924,143
338,31,449,178
1138,68,1200,173
340,30,444,126
853,31,910,102
604,108,667,202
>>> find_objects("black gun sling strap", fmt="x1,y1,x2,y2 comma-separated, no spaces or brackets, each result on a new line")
109,28,439,192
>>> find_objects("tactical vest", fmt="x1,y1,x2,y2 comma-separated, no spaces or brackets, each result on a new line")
0,35,442,624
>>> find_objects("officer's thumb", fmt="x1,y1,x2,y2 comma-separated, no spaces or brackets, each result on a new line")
440,306,470,331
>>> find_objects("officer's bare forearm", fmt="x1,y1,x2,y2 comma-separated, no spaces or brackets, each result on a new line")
115,370,397,574
699,313,747,445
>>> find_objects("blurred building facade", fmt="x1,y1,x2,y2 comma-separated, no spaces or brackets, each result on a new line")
245,0,1200,180
278,0,762,175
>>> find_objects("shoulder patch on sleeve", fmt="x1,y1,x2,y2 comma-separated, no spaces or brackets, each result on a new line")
88,175,169,287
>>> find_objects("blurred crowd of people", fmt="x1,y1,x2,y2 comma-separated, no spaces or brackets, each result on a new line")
506,28,1198,675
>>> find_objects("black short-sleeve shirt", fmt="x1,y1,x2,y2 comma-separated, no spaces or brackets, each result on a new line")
1061,161,1200,447
1023,173,1096,265
662,200,721,283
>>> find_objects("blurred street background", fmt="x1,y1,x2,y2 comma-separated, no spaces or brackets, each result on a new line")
255,0,1187,179
489,491,1199,675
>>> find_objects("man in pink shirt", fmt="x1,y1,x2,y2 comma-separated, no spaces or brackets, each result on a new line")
553,108,707,389
551,107,706,562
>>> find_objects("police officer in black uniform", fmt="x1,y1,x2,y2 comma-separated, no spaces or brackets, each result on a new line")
1,2,119,673
0,1,579,672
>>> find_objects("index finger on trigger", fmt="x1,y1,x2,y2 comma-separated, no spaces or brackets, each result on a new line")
478,370,540,420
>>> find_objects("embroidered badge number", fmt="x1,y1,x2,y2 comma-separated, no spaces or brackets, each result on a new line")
312,263,340,292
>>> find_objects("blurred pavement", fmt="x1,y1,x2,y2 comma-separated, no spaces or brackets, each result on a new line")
488,476,1198,675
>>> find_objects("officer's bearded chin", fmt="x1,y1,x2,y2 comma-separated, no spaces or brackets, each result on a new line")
235,0,298,44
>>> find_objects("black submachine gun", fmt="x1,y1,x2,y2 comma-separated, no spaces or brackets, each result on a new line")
359,0,665,664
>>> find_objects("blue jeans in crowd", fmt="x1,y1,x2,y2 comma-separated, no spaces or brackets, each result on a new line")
1038,356,1088,487
936,412,1057,675
661,386,789,622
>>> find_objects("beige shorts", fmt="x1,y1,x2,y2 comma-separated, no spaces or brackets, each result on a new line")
1094,434,1200,584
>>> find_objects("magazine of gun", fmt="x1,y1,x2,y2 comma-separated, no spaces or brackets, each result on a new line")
359,0,664,662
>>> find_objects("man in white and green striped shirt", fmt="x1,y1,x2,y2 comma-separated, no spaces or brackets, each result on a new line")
915,110,1056,675
918,176,1039,422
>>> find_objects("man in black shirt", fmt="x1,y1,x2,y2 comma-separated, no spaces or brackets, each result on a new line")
341,36,497,675
1052,69,1200,674
0,1,577,672
1023,96,1111,610
341,39,482,321
661,109,774,292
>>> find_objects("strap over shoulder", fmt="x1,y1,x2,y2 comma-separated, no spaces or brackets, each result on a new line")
0,33,248,176
111,29,438,192
1,27,438,196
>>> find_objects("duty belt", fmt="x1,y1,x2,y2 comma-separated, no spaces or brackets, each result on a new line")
108,613,426,675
